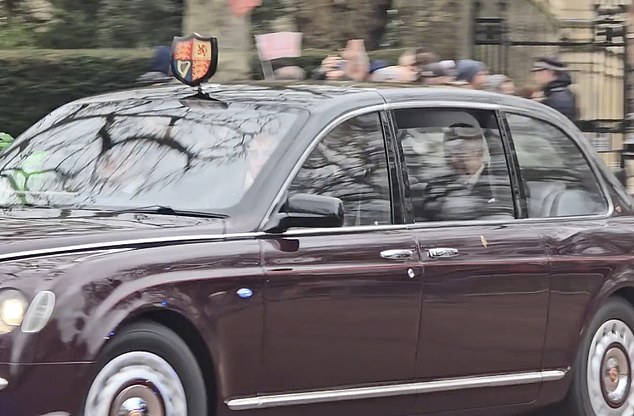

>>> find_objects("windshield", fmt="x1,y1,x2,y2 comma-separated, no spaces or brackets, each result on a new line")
0,99,304,212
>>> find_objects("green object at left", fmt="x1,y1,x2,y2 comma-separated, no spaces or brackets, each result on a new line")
0,132,13,151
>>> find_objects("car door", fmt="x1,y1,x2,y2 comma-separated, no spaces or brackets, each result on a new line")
259,111,423,416
502,112,612,385
391,106,550,413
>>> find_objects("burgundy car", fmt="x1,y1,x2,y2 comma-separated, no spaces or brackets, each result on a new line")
0,81,632,416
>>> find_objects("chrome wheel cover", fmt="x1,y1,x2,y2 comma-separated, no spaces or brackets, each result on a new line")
588,319,634,415
84,351,187,416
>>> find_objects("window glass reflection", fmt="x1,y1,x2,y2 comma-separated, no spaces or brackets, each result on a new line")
0,100,304,211
288,112,392,227
507,113,608,218
397,109,515,222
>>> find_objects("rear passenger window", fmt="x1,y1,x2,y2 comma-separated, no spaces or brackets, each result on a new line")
396,108,515,222
506,113,608,218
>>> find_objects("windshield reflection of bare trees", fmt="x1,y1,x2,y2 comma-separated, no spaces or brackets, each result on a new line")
0,100,298,208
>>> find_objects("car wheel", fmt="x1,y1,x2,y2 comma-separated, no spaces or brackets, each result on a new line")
565,297,634,415
82,321,207,416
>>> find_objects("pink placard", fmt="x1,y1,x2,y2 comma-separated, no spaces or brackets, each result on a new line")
255,32,303,61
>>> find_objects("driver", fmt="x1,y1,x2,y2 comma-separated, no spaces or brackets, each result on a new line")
243,133,281,188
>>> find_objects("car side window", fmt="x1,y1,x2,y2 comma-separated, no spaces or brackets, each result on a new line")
396,108,515,223
506,113,608,218
287,112,391,227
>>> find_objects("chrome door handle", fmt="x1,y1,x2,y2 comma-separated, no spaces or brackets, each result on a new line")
427,247,459,259
380,249,414,260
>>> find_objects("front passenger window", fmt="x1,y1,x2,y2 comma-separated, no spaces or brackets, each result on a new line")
506,113,608,218
287,112,391,227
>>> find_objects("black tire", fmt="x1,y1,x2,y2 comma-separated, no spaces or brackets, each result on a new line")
82,320,207,416
564,297,634,415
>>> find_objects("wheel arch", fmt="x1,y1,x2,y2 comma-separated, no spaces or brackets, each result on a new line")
578,281,634,341
612,286,634,308
112,308,218,413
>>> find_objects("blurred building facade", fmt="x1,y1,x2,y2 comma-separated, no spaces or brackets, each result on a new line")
552,0,628,140
468,0,560,85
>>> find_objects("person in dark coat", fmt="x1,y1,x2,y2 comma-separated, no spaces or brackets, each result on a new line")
531,57,577,121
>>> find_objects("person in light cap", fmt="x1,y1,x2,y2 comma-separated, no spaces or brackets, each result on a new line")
531,56,577,120
484,74,515,95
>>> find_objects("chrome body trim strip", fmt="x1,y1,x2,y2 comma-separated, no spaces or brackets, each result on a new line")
225,369,568,410
0,232,265,262
0,204,613,262
274,208,613,237
0,377,7,391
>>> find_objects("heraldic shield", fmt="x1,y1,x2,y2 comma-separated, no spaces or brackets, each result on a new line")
171,34,219,86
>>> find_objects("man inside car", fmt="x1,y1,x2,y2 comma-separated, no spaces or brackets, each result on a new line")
439,124,497,220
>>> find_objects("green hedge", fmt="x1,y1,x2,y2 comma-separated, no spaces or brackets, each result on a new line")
0,49,154,136
1,48,407,137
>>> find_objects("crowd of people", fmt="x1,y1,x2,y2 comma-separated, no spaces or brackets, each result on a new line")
271,40,578,121
136,39,578,122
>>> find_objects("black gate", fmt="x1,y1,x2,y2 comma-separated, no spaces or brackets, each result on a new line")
471,0,630,169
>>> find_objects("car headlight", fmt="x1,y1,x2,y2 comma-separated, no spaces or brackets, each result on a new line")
0,289,28,334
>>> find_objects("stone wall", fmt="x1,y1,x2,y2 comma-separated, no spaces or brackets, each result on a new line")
390,0,466,59
385,0,558,73
472,0,560,86
295,0,391,51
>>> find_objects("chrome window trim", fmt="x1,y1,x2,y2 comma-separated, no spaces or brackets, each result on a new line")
225,369,567,410
263,100,613,236
386,100,502,111
0,232,265,262
500,108,614,220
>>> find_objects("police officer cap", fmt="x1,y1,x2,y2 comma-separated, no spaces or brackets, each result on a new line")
531,57,567,72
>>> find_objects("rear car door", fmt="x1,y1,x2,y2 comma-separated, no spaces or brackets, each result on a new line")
502,112,613,404
392,106,551,413
258,111,422,416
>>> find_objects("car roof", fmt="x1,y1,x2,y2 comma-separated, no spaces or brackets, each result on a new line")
74,81,384,110
73,80,554,116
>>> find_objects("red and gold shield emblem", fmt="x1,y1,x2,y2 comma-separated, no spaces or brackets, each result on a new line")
171,34,218,87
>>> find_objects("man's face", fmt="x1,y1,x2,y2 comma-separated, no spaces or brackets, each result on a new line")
445,138,484,176
471,71,489,90
397,52,419,82
533,68,554,87
499,80,515,95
